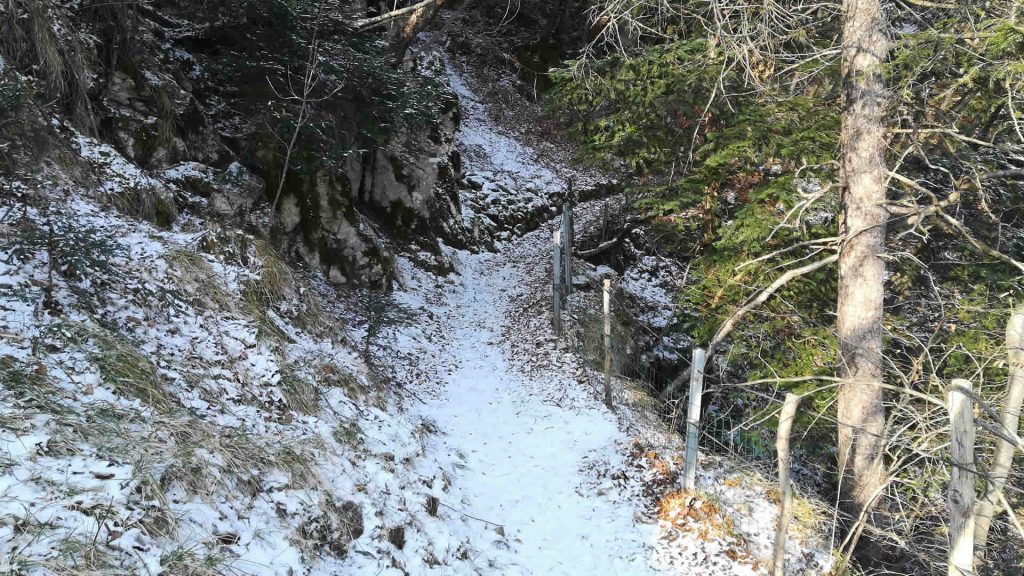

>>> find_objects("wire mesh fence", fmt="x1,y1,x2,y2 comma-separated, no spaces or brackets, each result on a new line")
552,203,1024,574
549,207,779,467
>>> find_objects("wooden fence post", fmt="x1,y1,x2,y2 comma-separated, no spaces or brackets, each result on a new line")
948,378,976,576
552,230,562,334
683,347,707,490
600,202,609,243
773,393,803,576
562,203,572,294
603,279,613,410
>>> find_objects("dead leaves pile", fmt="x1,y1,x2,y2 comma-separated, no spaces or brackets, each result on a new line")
656,491,737,544
627,440,758,567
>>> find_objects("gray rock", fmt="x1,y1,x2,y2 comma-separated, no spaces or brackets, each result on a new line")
571,274,592,289
162,162,264,219
349,101,467,248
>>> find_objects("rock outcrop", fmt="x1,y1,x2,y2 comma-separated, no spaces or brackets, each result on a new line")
0,1,472,289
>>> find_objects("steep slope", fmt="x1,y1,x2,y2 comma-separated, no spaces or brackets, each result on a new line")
0,159,502,573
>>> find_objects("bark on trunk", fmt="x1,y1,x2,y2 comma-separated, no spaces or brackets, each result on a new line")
973,303,1024,564
387,0,447,63
836,0,889,531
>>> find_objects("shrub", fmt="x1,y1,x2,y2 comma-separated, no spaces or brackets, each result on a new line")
8,215,122,281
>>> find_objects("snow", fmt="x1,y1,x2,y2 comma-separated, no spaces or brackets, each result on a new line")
421,53,833,576
443,56,561,192
390,247,657,574
620,255,682,329
0,38,832,576
0,185,497,574
439,52,608,238
294,52,668,575
73,131,168,199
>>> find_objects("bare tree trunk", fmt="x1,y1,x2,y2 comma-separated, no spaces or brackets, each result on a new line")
773,393,803,576
353,0,443,30
351,0,448,64
836,0,890,534
387,0,447,63
974,303,1024,563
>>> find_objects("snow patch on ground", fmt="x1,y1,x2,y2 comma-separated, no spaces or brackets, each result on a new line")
73,132,166,197
442,54,561,193
0,180,494,575
438,52,608,239
620,256,683,330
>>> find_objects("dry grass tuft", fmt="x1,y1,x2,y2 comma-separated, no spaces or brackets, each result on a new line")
240,279,288,342
252,238,294,303
0,356,75,419
89,327,174,410
251,238,336,337
239,240,295,342
0,0,94,128
165,248,232,311
278,363,322,416
320,361,375,403
108,185,178,229
158,545,232,576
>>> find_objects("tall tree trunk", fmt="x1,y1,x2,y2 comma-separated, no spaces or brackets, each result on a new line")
974,303,1024,564
836,0,889,533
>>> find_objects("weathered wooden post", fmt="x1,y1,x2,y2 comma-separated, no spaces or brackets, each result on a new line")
600,202,609,243
773,393,803,576
552,230,562,334
568,198,574,251
683,347,707,490
947,378,976,576
562,202,572,294
603,279,613,410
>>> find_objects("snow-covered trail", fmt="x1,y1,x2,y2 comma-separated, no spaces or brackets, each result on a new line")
364,48,833,576
379,51,659,575
413,245,655,575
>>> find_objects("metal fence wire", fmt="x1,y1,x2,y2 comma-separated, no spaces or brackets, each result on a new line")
551,202,1024,575
551,203,777,466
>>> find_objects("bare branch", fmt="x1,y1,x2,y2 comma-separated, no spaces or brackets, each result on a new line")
353,0,446,31
707,252,839,358
935,212,1024,275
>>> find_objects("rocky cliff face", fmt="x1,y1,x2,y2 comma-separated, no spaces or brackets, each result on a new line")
1,0,470,289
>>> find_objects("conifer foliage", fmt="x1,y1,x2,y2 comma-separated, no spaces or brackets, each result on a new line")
550,0,1024,572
